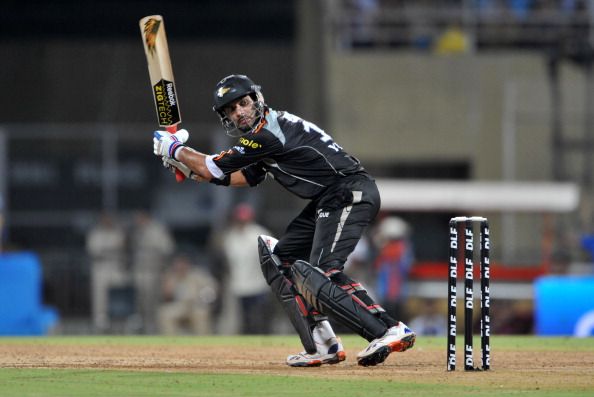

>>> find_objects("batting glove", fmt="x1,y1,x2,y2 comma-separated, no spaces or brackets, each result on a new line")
153,129,189,160
162,157,199,181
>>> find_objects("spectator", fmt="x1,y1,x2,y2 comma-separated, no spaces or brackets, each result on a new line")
372,216,414,322
434,24,471,55
86,212,128,333
220,203,272,334
409,298,447,336
343,234,375,296
348,0,380,48
130,211,175,333
158,255,218,335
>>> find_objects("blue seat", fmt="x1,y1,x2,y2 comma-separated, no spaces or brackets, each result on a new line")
0,252,59,335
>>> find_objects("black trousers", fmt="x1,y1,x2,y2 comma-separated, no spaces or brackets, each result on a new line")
273,174,381,272
273,174,399,333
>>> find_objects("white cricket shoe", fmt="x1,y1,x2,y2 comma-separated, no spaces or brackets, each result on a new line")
287,321,346,367
356,322,416,367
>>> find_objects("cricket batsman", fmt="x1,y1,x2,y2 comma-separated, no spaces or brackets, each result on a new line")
152,74,416,367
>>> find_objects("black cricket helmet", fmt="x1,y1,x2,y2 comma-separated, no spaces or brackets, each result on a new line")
212,74,265,137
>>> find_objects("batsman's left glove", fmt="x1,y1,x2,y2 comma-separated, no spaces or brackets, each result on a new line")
153,129,189,160
162,157,199,181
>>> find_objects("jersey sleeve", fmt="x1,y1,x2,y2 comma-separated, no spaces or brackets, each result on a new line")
212,129,283,174
241,162,267,186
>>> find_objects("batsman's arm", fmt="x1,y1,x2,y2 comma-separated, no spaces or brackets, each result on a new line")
153,129,248,186
177,147,249,186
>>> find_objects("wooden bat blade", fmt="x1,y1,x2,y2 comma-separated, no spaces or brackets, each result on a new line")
140,15,184,182
139,15,182,128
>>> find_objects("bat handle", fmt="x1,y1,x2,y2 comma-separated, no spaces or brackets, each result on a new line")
165,125,185,182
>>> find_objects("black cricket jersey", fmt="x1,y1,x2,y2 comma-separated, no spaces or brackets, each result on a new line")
212,109,366,199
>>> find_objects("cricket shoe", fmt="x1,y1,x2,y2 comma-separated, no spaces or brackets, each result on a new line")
286,341,346,367
357,322,416,367
287,320,346,367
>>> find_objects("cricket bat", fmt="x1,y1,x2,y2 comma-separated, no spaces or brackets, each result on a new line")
139,15,185,182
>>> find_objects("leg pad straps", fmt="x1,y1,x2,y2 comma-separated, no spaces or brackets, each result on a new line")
292,260,387,341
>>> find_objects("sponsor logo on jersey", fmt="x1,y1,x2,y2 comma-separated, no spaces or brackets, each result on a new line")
239,137,262,149
317,209,330,220
232,145,245,155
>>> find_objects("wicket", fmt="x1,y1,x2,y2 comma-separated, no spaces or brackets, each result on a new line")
447,216,491,371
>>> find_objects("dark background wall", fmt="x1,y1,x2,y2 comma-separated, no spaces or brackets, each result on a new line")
0,0,300,317
0,0,296,124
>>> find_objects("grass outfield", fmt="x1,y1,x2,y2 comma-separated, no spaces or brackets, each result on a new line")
1,335,593,397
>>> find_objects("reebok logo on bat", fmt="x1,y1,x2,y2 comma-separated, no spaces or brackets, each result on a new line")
166,82,176,106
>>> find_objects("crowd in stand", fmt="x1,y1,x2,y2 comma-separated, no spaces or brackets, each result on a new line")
86,204,455,336
337,0,592,50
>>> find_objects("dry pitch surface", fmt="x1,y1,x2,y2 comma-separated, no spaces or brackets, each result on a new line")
1,337,593,393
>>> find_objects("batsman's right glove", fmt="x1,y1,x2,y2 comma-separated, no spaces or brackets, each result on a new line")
153,129,189,159
162,157,200,181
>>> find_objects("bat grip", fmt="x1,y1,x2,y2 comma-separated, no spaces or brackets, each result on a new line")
165,125,185,182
